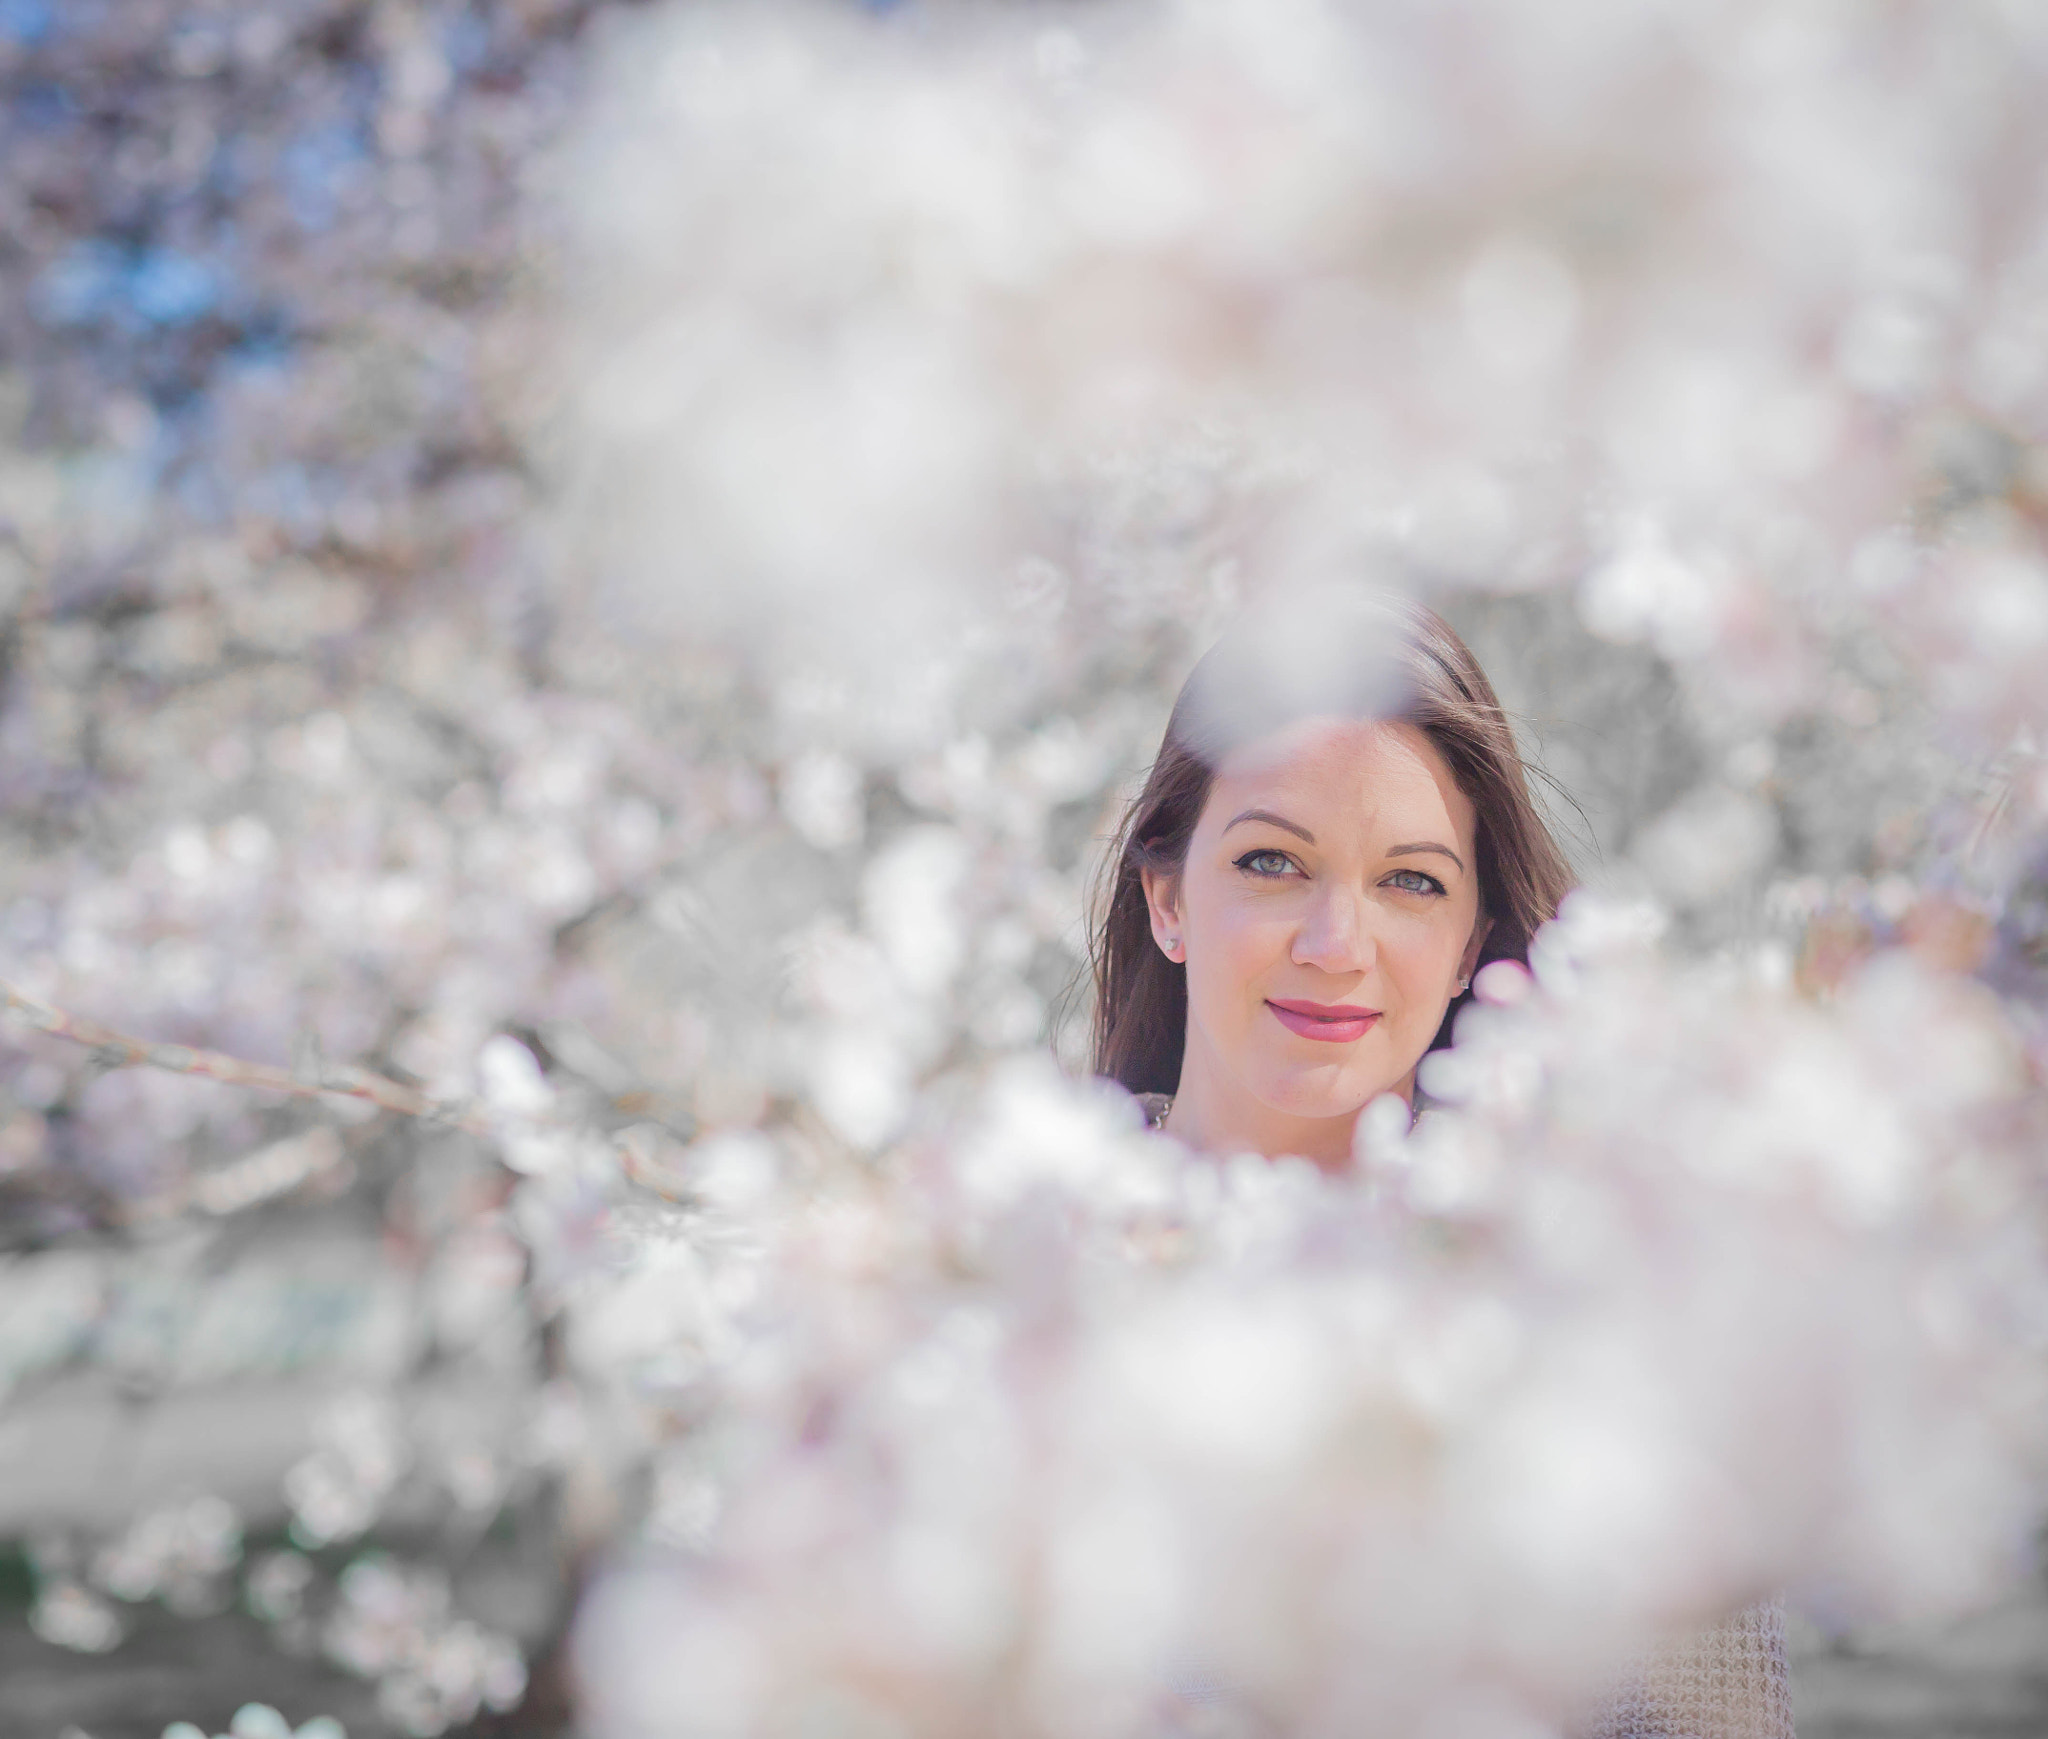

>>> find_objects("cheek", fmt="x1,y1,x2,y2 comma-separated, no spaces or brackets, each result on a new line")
1186,889,1291,1004
1389,901,1476,982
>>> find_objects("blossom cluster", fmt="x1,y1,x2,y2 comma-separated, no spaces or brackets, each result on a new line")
4,0,2048,1733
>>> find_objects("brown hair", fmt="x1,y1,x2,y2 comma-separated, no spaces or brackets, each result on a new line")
1089,594,1575,1096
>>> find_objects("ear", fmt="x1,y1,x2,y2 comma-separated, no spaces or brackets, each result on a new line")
1458,914,1495,989
1139,865,1186,964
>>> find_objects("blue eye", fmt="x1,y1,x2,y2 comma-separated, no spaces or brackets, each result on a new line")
1386,867,1447,897
1233,849,1298,879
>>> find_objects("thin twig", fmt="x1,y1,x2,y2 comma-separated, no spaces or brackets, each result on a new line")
0,978,487,1134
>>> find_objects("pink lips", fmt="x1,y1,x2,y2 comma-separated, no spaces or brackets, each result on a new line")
1266,998,1381,1043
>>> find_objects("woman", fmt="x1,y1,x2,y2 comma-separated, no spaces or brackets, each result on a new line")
1088,594,1796,1739
1092,592,1571,1159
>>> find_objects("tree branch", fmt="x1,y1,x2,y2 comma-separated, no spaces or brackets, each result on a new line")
0,978,487,1134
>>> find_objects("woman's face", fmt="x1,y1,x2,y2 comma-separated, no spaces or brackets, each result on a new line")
1143,717,1490,1123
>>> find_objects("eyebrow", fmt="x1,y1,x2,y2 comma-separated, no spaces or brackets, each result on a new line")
1223,808,1316,844
1388,841,1467,873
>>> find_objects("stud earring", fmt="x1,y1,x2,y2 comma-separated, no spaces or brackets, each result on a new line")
1456,976,1470,994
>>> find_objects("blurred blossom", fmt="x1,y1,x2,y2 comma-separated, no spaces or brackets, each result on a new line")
285,1394,409,1549
577,927,2048,1732
779,751,866,851
1631,786,1781,908
30,1580,125,1654
6,0,2048,1730
325,1555,525,1738
92,1495,242,1615
161,1714,347,1739
246,1549,316,1629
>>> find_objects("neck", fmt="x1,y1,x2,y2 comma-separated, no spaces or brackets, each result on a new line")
1163,1026,1414,1172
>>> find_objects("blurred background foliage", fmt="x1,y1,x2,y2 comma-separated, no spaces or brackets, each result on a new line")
2,0,2046,1735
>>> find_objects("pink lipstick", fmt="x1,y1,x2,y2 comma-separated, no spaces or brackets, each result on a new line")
1266,998,1381,1043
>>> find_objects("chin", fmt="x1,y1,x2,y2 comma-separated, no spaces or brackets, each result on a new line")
1246,1029,1422,1118
1249,1063,1384,1121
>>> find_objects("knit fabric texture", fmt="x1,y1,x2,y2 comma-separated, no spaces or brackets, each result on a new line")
1579,1599,1796,1739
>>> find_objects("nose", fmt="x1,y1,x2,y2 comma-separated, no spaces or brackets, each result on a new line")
1291,882,1378,977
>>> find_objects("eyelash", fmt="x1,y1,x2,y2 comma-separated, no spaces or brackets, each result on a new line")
1231,851,1447,899
1385,867,1447,897
1233,849,1299,879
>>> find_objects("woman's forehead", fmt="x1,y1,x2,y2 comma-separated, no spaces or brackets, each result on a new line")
1207,717,1475,836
